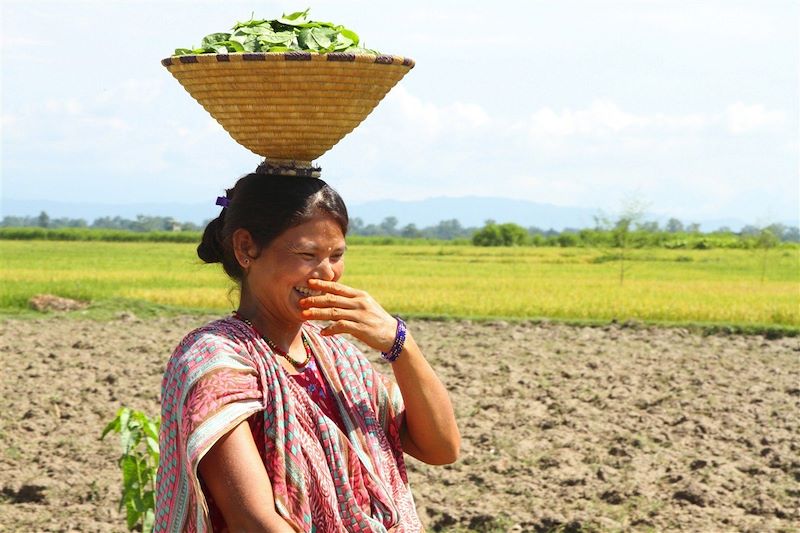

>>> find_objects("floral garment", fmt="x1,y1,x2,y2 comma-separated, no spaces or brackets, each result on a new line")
155,316,420,532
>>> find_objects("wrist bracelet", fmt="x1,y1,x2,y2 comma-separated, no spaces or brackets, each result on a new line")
381,316,406,363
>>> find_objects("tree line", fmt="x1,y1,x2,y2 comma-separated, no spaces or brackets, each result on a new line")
1,211,797,247
0,212,204,232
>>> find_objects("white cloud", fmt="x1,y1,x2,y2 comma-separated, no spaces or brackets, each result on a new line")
526,100,710,140
725,102,785,134
386,86,492,138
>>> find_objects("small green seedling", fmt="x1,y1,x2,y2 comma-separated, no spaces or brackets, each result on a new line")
101,407,160,532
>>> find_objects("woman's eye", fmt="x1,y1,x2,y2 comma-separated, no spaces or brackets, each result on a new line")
300,253,315,259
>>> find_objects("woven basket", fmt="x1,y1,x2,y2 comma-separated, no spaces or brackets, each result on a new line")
162,52,414,169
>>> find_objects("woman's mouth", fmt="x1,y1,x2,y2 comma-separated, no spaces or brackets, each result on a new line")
294,286,322,297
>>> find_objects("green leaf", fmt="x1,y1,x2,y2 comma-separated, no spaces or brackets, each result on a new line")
118,407,131,430
258,30,294,45
100,415,120,440
297,20,335,29
118,409,132,454
333,33,354,51
339,28,359,46
125,498,142,530
143,508,156,533
232,17,268,30
280,8,310,23
143,418,160,441
173,48,193,56
267,46,290,52
342,46,378,55
201,32,231,48
145,436,160,456
297,28,315,50
121,456,139,491
312,27,336,49
244,38,260,52
238,25,274,36
220,40,245,53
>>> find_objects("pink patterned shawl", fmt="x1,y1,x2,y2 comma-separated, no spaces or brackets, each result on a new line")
155,316,422,532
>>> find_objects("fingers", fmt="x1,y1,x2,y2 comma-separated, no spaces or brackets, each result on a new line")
307,278,362,298
319,320,361,336
299,293,360,310
301,306,357,321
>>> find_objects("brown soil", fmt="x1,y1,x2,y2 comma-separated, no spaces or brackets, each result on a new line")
27,295,89,313
1,315,798,532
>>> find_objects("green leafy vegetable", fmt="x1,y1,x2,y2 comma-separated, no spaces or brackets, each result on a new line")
173,9,377,56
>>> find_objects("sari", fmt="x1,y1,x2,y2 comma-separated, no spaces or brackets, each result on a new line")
155,316,422,532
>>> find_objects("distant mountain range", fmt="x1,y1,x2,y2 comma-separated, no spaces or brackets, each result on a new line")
2,196,795,232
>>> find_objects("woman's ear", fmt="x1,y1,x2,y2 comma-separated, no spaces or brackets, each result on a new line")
231,228,257,268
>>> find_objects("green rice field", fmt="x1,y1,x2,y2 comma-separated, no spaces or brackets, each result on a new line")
1,240,798,328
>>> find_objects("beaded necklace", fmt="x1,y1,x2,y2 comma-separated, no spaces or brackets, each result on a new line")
232,311,312,370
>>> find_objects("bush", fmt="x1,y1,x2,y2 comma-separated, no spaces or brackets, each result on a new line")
472,222,530,246
557,232,579,248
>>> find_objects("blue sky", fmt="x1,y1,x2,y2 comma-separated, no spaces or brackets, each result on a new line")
2,0,798,224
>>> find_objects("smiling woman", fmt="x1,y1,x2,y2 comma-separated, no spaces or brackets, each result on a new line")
157,170,459,532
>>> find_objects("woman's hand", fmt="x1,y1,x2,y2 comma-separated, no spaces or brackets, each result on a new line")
299,278,399,352
300,278,460,465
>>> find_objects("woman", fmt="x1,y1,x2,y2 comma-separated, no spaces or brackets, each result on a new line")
156,172,460,532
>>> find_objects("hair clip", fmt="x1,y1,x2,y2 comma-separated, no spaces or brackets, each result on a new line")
215,196,230,208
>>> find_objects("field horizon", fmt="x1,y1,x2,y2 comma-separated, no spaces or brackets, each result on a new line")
2,241,797,332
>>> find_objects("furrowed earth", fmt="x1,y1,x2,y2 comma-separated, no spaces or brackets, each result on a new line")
1,315,798,532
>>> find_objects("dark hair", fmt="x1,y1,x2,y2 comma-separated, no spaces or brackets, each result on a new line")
197,173,349,281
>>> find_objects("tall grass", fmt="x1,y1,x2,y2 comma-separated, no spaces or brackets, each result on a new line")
1,241,797,326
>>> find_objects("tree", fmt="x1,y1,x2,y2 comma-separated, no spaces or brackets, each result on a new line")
686,222,701,234
400,223,422,238
527,226,545,236
594,197,648,285
739,224,760,237
756,227,779,284
379,216,399,236
37,211,50,228
783,226,800,242
350,217,365,234
636,220,660,233
428,219,465,240
765,223,787,241
665,218,684,233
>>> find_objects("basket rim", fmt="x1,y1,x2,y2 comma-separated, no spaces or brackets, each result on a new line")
161,52,414,68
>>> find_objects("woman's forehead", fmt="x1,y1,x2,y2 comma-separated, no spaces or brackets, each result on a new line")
282,217,346,248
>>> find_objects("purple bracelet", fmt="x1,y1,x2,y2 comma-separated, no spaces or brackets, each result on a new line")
381,316,406,363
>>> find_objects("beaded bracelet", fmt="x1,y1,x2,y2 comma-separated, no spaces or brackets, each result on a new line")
381,316,406,363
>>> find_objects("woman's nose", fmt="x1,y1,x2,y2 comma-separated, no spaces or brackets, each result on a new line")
315,260,336,281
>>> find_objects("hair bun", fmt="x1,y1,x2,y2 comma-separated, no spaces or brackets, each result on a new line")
197,215,225,264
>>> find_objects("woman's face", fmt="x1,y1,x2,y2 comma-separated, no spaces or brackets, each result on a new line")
242,212,346,326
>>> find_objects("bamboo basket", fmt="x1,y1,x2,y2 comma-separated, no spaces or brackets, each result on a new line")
162,52,414,171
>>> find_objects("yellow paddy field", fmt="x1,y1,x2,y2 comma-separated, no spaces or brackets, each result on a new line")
1,240,798,327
